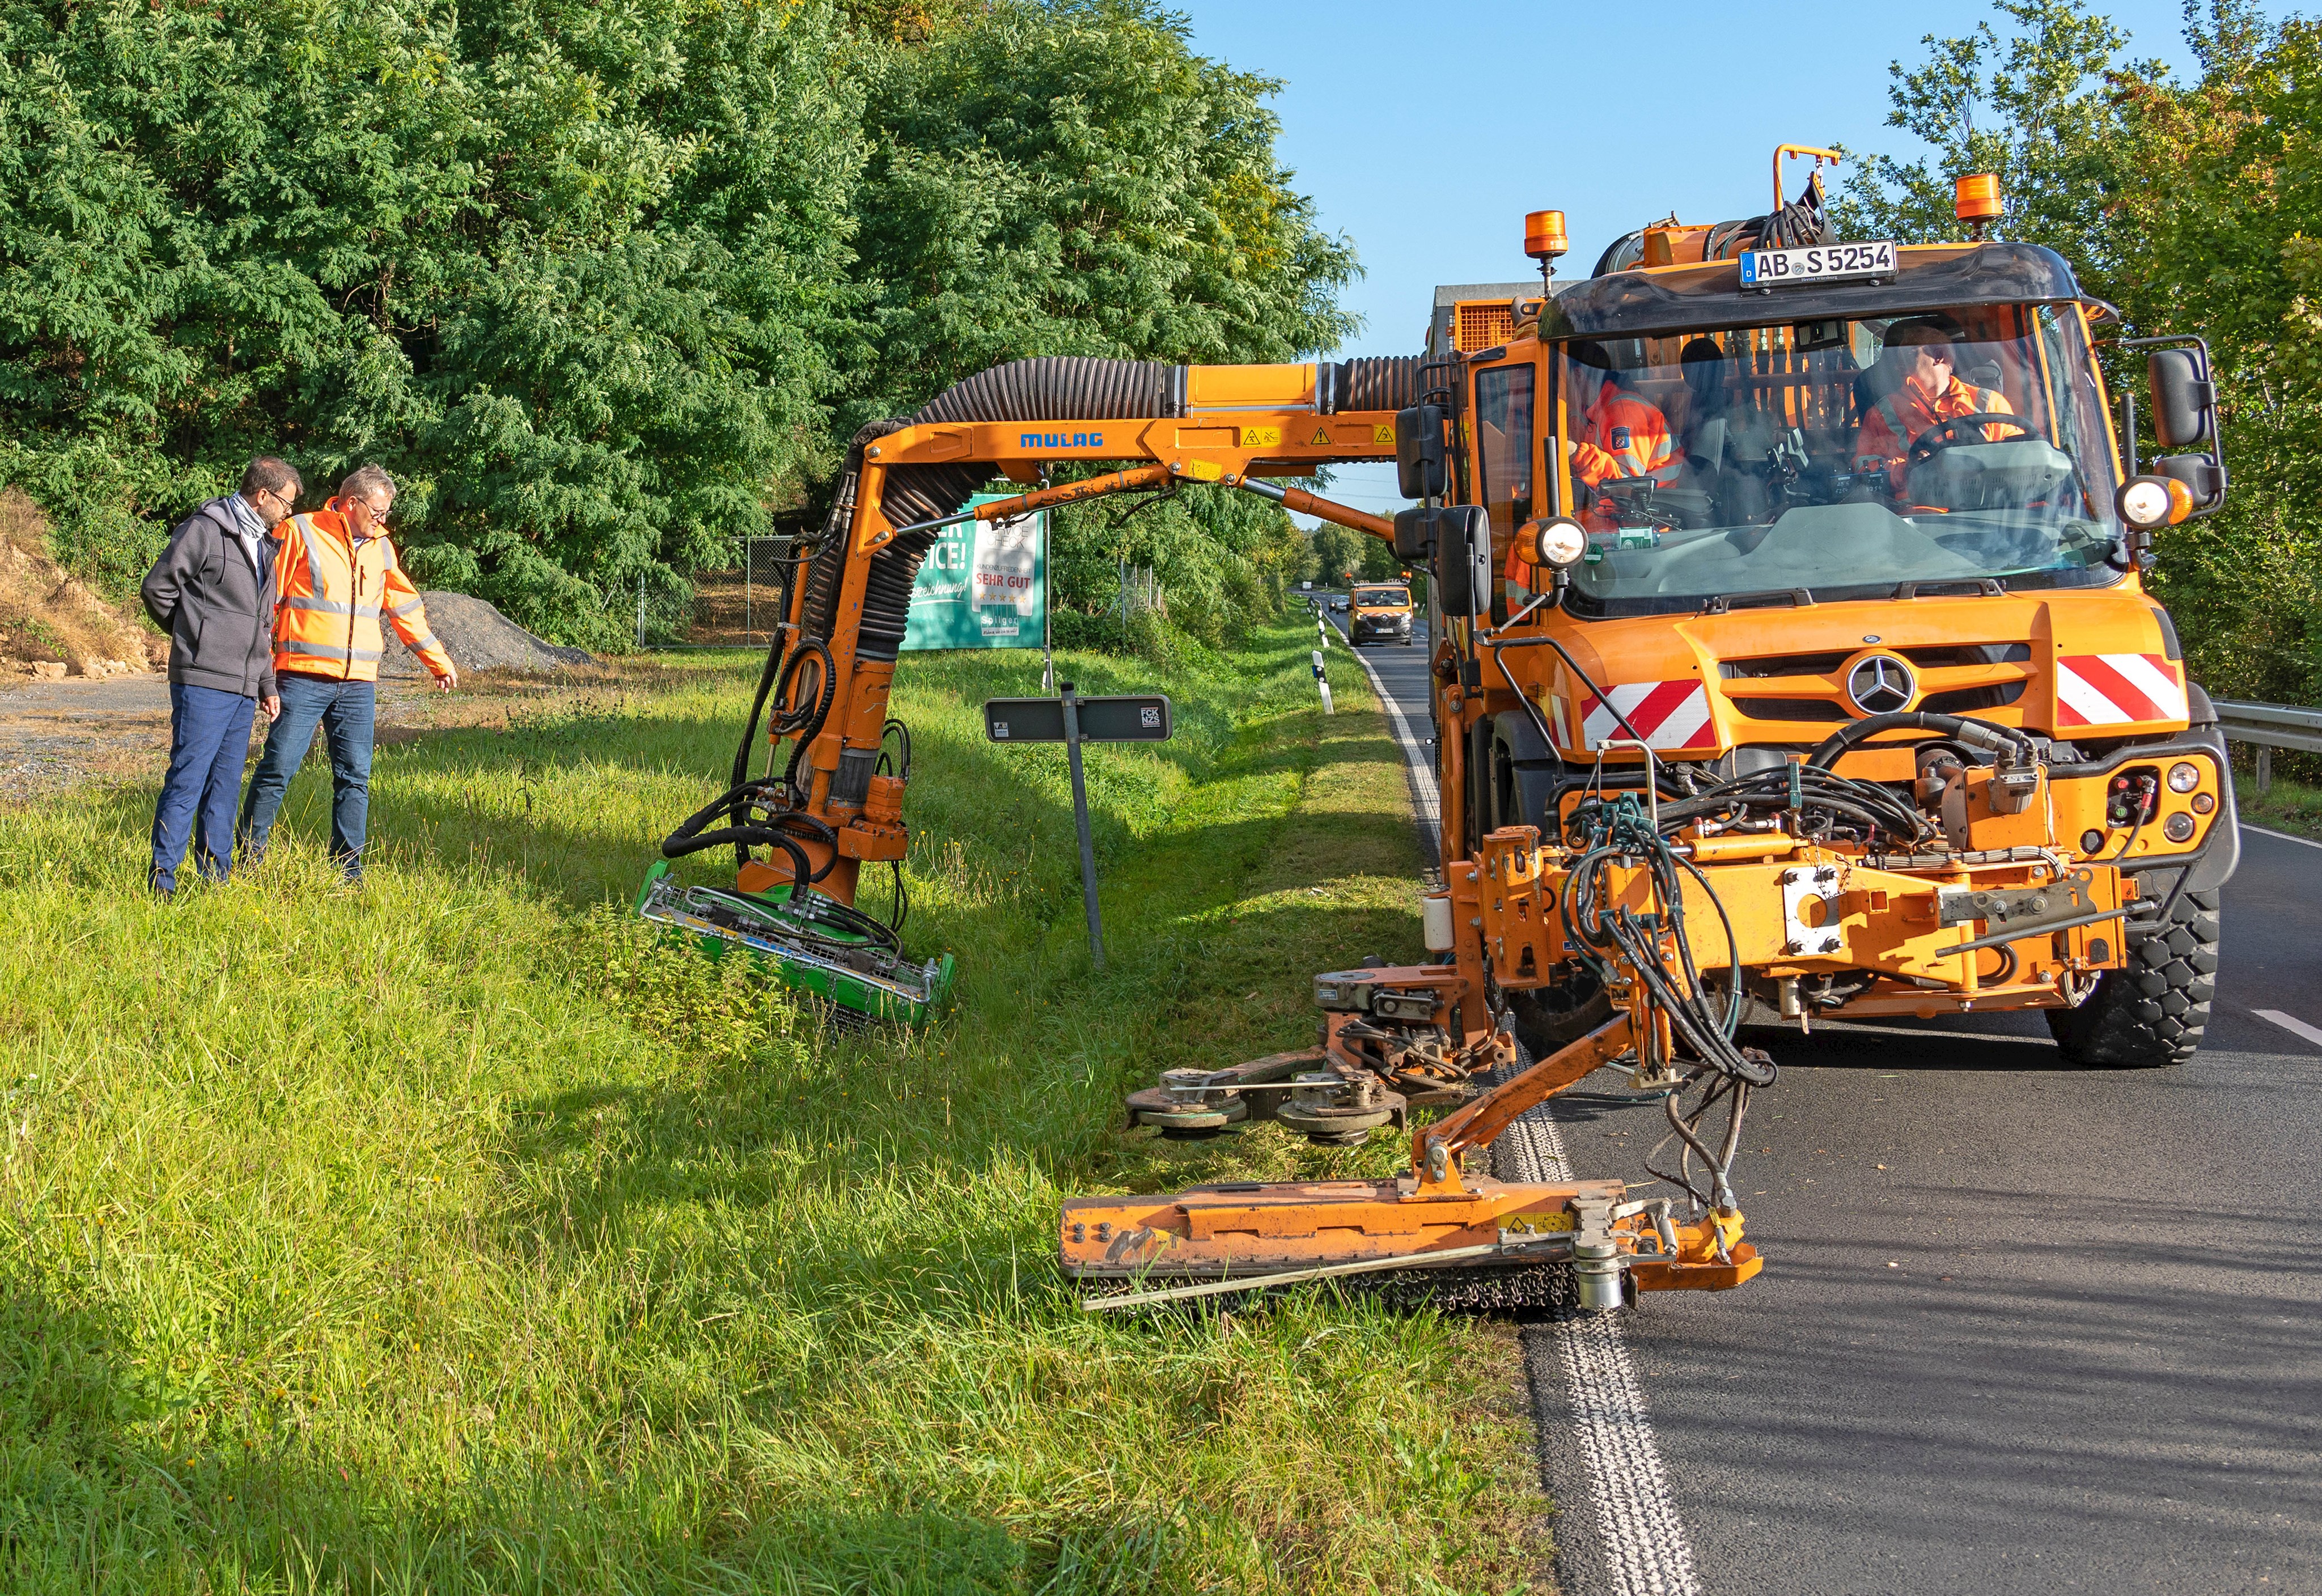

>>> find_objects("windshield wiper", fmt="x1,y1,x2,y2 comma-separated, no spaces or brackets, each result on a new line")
1699,587,1813,616
1892,578,2007,599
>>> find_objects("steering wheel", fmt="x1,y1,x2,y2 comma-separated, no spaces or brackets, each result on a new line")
1905,412,2039,466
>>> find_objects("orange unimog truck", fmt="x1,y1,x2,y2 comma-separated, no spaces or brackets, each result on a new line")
1408,156,2236,1076
652,147,2236,1311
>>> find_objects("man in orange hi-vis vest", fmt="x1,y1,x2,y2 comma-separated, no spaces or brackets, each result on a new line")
237,465,457,882
1510,342,1679,589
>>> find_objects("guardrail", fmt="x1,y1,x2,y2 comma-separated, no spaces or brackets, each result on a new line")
2213,699,2322,793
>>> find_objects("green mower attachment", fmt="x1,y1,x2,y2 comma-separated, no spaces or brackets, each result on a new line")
635,860,955,1028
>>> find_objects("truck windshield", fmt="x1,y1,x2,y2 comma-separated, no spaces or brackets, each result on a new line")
1548,303,2124,616
1354,587,1409,607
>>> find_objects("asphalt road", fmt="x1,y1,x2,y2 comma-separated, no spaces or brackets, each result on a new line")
1338,617,2322,1595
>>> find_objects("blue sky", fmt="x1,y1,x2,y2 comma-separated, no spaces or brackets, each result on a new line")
1164,0,2225,517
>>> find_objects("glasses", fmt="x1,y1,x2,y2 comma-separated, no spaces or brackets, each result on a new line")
354,498,394,525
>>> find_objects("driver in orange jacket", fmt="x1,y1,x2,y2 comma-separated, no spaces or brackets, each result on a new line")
1854,320,2019,492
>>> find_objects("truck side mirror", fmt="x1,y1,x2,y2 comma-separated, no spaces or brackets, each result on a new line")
2153,451,2225,512
1391,506,1433,561
1396,404,1447,500
1430,505,1491,619
2149,348,2214,450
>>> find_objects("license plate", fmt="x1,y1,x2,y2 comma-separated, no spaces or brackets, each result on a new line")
1738,240,1895,288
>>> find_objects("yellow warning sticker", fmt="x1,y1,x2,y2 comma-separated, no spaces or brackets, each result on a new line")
1240,426,1281,447
1309,427,1331,446
1372,423,1396,444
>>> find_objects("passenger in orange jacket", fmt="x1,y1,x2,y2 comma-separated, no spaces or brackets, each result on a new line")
1853,320,2019,493
237,465,457,881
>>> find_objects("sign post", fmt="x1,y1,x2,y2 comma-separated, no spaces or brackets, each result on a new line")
985,685,1173,970
1060,686,1104,967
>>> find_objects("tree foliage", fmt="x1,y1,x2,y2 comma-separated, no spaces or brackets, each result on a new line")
1841,1,2322,708
0,0,1356,648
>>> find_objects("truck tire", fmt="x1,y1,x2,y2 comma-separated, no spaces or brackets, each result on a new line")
1507,968,1613,1056
2045,888,2220,1067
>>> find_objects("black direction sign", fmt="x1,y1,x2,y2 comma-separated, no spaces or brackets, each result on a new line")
985,694,1171,744
981,685,1172,972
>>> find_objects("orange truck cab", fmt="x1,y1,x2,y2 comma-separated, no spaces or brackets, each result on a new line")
1400,219,2236,1070
1349,580,1416,646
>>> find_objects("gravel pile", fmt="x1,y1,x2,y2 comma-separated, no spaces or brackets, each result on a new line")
381,591,595,677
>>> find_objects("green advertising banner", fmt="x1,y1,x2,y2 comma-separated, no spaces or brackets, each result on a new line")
900,495,1047,652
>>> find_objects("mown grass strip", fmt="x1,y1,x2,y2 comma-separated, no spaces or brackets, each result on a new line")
0,618,1541,1593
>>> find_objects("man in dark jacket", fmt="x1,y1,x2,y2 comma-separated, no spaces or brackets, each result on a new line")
139,457,301,897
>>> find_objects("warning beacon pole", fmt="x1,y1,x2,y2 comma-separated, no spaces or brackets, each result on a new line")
1060,682,1106,969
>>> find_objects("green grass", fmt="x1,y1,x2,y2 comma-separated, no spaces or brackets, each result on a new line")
0,618,1545,1594
2234,768,2322,843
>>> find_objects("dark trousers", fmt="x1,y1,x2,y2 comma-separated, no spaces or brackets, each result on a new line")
151,683,257,892
238,673,376,876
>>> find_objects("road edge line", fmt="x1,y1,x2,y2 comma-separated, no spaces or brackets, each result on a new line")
1345,608,1705,1596
2256,1008,2322,1051
2244,822,2322,852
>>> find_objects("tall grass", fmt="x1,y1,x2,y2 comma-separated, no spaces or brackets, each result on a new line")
0,621,1543,1593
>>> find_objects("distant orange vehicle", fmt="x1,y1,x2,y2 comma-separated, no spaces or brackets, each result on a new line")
1348,580,1415,645
651,147,2235,1311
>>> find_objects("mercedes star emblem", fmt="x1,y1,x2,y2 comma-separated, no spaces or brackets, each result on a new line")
1847,654,1917,715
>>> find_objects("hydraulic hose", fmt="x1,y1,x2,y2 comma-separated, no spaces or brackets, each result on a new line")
1804,710,2037,770
662,783,839,882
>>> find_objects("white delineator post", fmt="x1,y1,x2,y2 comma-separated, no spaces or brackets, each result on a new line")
1312,649,1333,715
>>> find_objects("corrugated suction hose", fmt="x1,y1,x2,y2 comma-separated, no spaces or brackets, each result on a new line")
803,354,1425,663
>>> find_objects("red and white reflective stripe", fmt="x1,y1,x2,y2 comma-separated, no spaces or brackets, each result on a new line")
2056,653,2186,727
1580,681,1715,751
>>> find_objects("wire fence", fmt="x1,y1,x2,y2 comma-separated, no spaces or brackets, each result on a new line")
635,536,804,648
1117,561,1164,619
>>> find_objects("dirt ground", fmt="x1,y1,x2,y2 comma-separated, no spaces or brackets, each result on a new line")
0,660,678,804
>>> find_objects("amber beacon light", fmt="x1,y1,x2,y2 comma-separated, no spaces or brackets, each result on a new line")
1955,173,2002,239
1525,209,1569,281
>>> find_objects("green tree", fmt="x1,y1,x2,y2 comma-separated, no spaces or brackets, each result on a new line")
845,0,1360,419
1308,522,1362,587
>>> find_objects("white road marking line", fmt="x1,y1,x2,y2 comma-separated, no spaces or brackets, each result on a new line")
1511,1107,1704,1596
2257,1009,2322,1051
1331,618,1440,856
2245,823,2322,852
1365,634,1702,1596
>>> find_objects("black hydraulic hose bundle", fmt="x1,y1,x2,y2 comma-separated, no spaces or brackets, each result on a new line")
1560,792,1773,1088
662,780,839,884
1806,709,2037,770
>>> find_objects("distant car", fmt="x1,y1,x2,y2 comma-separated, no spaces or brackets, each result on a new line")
1332,597,1348,612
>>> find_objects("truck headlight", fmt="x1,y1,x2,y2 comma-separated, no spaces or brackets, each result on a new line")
2116,474,2194,529
2167,761,2201,793
1522,515,1588,568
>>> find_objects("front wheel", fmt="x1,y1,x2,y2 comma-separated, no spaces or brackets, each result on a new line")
2046,888,2220,1067
1506,966,1613,1058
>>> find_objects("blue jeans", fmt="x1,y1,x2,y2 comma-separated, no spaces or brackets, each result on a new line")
238,674,376,876
151,684,257,892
